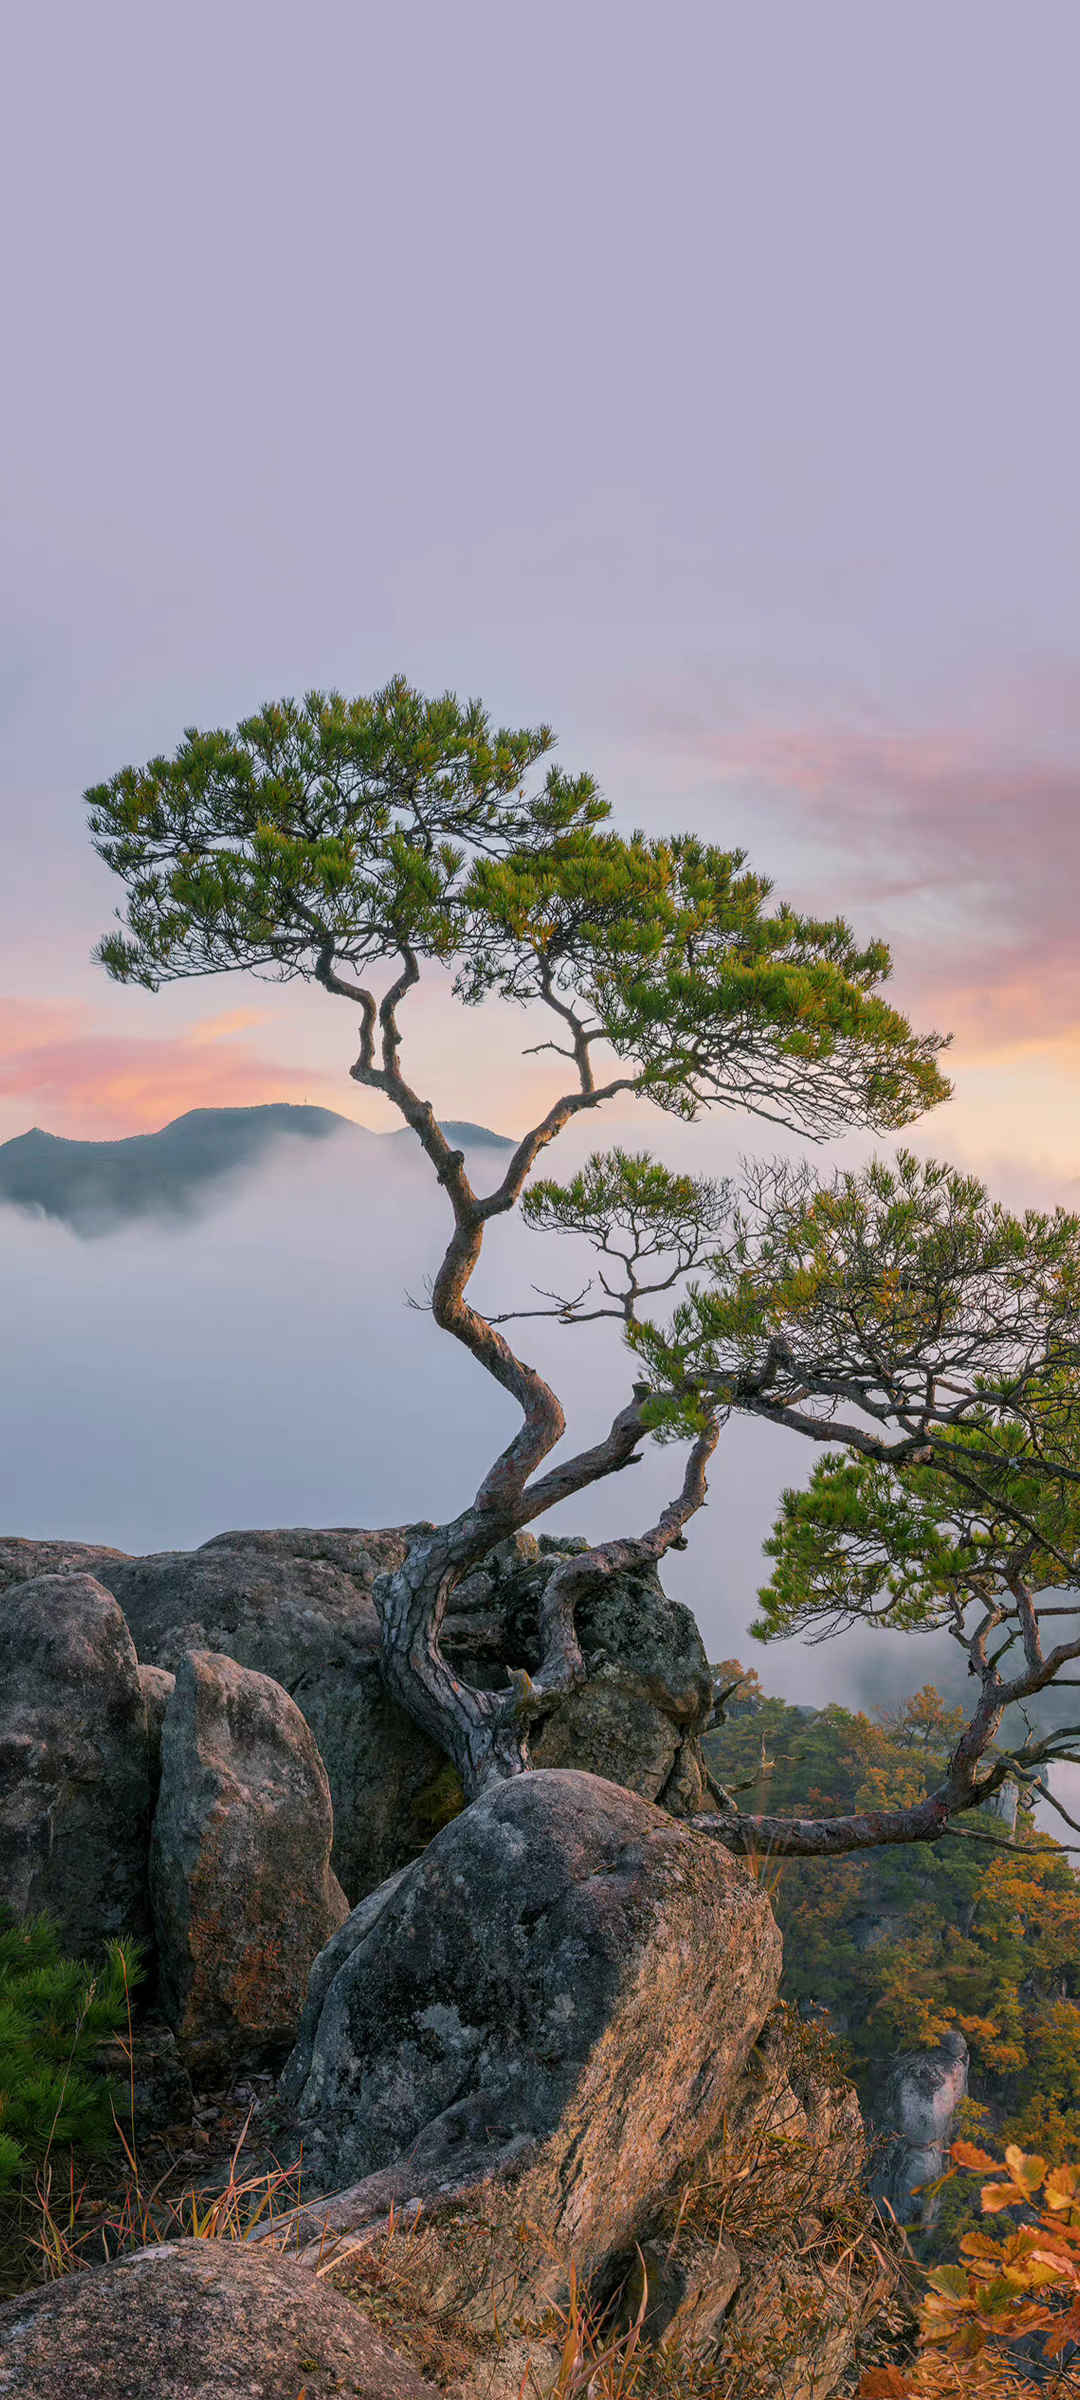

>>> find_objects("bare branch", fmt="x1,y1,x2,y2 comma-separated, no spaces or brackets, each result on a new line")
480,1281,603,1326
1030,1779,1080,1839
939,1826,1080,1854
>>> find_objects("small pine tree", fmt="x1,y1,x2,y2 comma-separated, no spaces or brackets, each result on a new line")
0,1906,143,2193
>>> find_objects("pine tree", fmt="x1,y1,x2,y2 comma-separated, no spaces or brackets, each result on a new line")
0,1907,142,2193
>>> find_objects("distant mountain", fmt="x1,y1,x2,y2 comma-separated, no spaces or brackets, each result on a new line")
389,1120,516,1153
0,1105,513,1234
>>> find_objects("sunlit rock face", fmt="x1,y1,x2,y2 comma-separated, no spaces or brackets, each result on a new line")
149,1649,349,2075
275,1783,890,2397
871,2029,969,2226
281,1769,781,2285
96,1526,424,1906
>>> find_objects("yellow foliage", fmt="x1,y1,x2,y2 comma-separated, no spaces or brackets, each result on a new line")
855,1761,929,1812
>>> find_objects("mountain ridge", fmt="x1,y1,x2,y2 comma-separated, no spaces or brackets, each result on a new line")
0,1103,514,1234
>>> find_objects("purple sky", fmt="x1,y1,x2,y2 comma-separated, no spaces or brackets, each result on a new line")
3,2,1080,1684
4,0,1079,1178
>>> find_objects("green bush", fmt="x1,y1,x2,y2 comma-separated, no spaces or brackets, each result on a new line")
0,1905,143,2192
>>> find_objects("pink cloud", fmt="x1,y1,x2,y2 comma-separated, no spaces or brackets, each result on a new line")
635,691,1080,1061
0,1000,348,1138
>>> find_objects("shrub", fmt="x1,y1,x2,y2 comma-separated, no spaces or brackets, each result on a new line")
860,2140,1080,2396
0,1905,142,2193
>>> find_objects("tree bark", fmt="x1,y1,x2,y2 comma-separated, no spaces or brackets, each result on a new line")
370,1400,704,1800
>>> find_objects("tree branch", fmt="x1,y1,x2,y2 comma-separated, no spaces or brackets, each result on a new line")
692,1608,1080,1857
505,1413,720,1727
939,1826,1080,1854
477,1077,640,1224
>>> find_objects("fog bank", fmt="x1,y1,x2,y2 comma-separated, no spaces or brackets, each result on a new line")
0,1119,970,1709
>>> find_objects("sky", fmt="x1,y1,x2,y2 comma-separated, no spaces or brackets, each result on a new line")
3,2,1080,1685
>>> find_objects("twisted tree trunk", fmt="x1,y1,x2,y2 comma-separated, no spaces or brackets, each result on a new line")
331,949,670,1794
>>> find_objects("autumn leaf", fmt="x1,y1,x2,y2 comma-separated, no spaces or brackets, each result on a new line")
1044,2164,1080,2212
925,2265,973,2299
1044,2300,1080,2359
1004,2146,1047,2192
959,2231,1004,2260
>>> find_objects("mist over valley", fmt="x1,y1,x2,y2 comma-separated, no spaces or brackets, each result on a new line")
0,1102,983,1714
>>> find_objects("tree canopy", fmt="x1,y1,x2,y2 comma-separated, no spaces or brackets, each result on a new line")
88,678,949,1138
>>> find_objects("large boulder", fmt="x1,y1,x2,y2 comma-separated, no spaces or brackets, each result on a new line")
279,1768,781,2301
98,1526,438,1903
92,1525,716,1902
0,2238,440,2400
0,1523,718,1919
150,1651,349,2072
0,1572,151,1952
0,1536,130,1593
272,1994,892,2400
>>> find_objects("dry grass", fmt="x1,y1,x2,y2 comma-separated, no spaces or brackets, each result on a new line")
324,2216,720,2400
636,2140,889,2399
1,1947,306,2294
28,2112,308,2281
1,1971,907,2400
309,2045,899,2400
320,2210,491,2392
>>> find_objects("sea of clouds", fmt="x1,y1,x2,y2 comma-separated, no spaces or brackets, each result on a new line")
0,1110,974,1713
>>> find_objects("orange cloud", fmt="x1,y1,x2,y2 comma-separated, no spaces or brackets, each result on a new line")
0,999,348,1138
186,1007,276,1045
